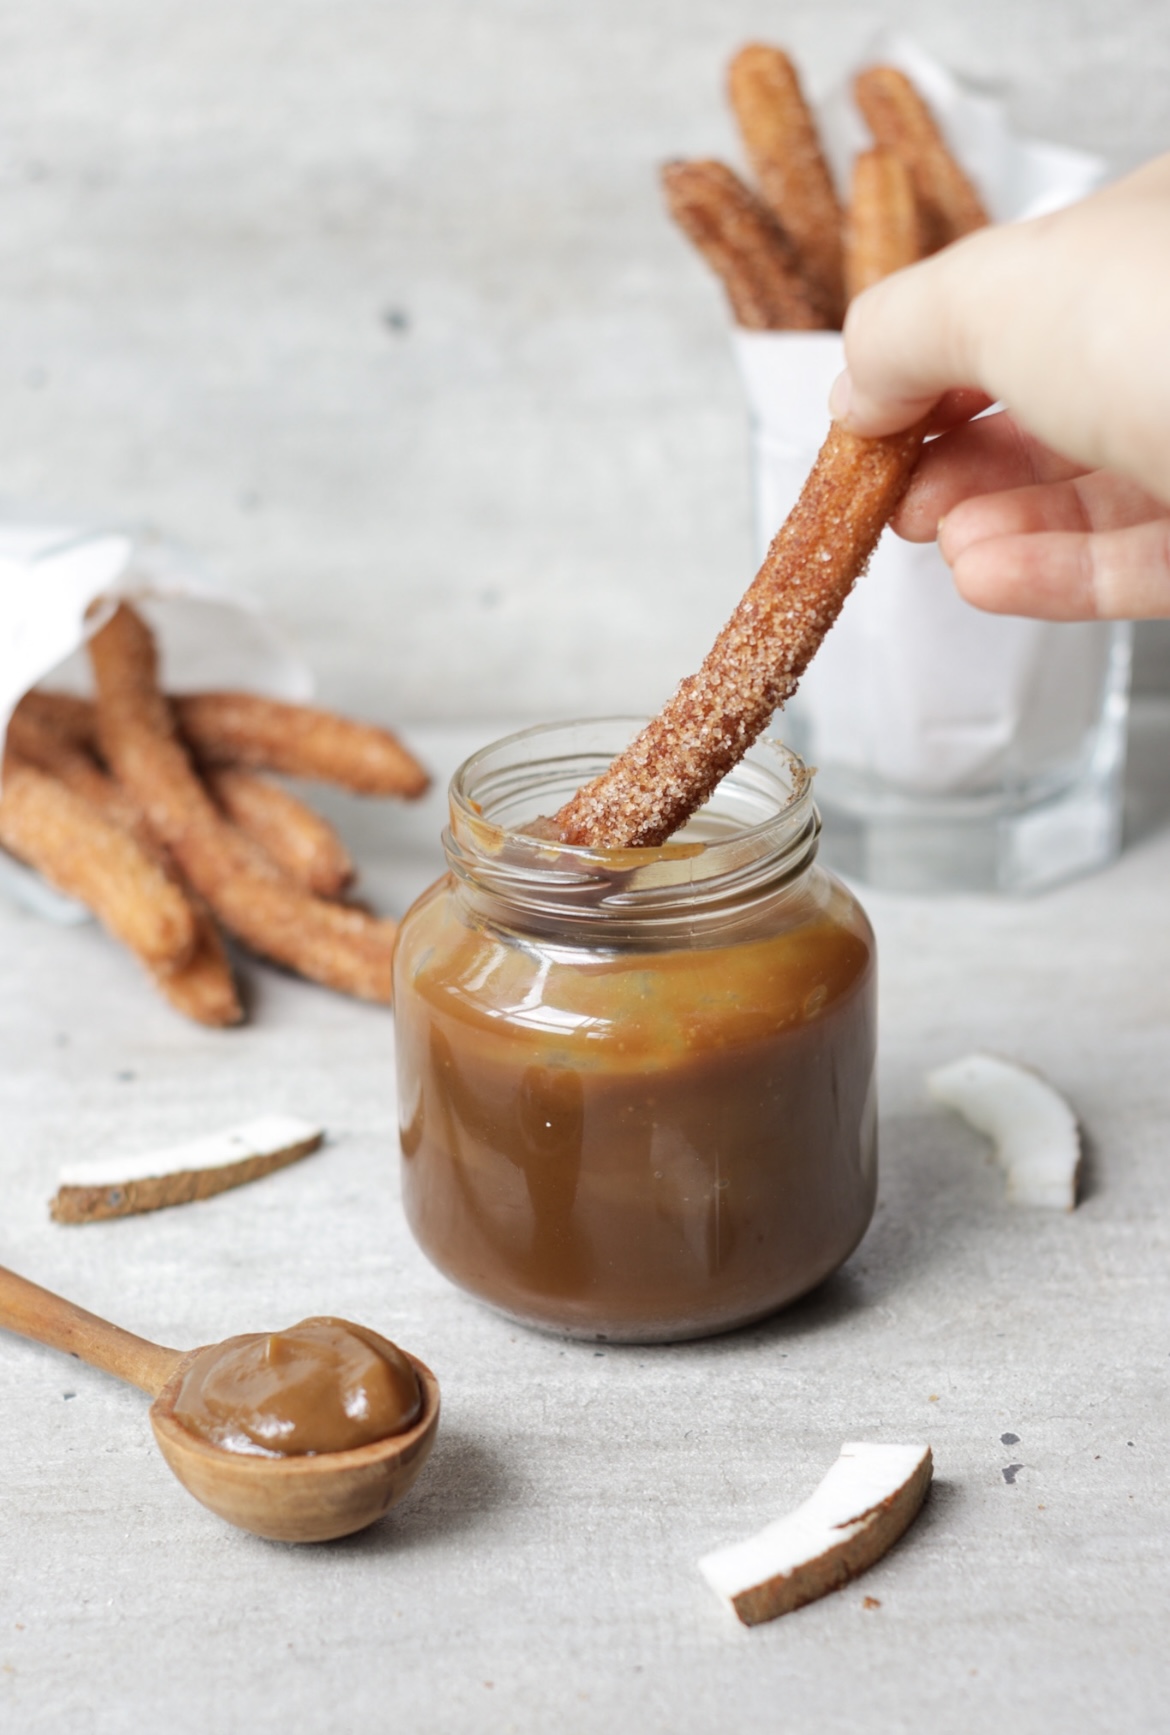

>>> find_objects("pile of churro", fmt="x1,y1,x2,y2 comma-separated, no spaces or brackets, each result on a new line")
0,603,428,1024
663,46,988,330
553,48,990,849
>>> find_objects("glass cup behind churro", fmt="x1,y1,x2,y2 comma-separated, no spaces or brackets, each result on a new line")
392,720,877,1343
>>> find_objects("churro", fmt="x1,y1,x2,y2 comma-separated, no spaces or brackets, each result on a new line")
853,65,988,251
89,605,397,1004
661,160,831,331
174,693,429,798
8,700,143,838
15,686,427,802
552,420,926,848
0,754,197,973
11,689,96,751
205,767,354,897
150,907,243,1028
844,146,923,300
7,695,243,1025
728,44,845,324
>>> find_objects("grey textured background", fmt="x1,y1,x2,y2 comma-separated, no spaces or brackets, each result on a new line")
0,0,1167,720
1,5,1169,1733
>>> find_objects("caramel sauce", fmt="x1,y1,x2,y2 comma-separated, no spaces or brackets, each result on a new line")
172,1317,421,1457
394,874,876,1341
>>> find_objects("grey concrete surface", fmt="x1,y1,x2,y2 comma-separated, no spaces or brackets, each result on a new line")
1,709,1169,1735
0,0,1168,722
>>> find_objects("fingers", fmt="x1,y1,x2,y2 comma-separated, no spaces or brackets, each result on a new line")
939,470,1170,557
893,412,1090,540
922,389,995,435
831,232,996,435
831,156,1170,506
902,425,1170,617
951,519,1170,620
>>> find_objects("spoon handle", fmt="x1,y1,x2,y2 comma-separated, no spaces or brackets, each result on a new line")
0,1262,185,1397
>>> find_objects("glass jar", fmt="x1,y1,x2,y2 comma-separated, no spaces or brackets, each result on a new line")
393,719,877,1344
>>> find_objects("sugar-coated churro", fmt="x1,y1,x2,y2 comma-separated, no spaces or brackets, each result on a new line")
552,420,926,848
0,753,198,973
6,696,242,1024
728,44,845,324
11,689,96,751
8,700,143,838
89,605,397,1004
151,909,243,1027
15,686,429,802
174,693,429,798
662,160,831,331
844,146,923,300
205,767,355,897
853,66,988,252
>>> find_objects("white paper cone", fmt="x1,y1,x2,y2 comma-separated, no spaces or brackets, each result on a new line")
0,515,313,918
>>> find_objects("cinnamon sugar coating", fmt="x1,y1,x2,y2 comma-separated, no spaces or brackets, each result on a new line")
7,693,242,1024
204,766,355,897
844,146,924,301
0,753,198,973
728,44,846,325
853,66,988,252
661,159,831,331
553,421,926,849
174,692,429,798
89,605,397,1004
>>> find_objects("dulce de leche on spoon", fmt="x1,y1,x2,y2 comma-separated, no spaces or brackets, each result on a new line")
0,1262,439,1543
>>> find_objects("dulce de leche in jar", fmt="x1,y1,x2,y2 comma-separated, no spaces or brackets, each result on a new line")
393,719,876,1343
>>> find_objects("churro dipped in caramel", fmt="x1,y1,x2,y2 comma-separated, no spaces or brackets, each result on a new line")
853,65,988,252
552,420,926,849
661,160,831,331
728,44,846,324
844,147,924,301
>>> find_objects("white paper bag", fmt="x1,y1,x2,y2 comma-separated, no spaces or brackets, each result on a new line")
0,516,312,918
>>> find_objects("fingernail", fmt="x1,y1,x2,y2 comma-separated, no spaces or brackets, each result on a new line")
828,370,853,422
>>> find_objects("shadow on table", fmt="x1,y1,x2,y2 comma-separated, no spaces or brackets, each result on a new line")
905,1473,959,1548
623,1101,1012,1362
321,1428,511,1557
761,1107,994,1344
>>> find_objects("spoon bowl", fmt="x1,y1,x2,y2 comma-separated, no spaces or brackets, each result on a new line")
150,1339,440,1542
0,1262,440,1543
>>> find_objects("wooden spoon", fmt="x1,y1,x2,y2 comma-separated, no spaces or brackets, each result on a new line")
0,1261,440,1543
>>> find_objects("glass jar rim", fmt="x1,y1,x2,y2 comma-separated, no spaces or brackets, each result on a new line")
444,717,820,934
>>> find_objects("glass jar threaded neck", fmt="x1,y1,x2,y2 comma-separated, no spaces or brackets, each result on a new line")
443,717,821,947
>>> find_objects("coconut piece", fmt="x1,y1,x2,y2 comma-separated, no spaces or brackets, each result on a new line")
50,1114,323,1224
699,1441,932,1625
926,1052,1081,1210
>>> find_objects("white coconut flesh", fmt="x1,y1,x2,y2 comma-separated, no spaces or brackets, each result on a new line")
699,1442,933,1626
927,1052,1081,1210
